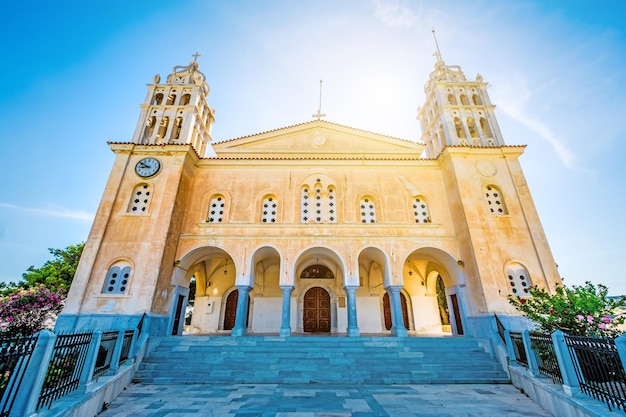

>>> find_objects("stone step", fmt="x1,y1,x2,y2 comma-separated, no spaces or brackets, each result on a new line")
135,335,509,385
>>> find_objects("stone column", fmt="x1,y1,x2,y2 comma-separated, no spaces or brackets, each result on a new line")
279,286,294,337
344,286,360,337
231,285,251,336
388,286,408,337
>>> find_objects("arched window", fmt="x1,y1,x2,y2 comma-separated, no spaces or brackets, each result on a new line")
447,94,457,105
467,117,478,138
143,116,156,141
102,262,131,294
301,186,311,223
313,185,323,223
261,195,278,223
480,117,492,138
454,117,465,139
301,180,336,223
327,186,337,223
359,197,376,223
506,264,531,296
153,93,164,105
166,93,177,105
207,195,225,223
460,94,469,105
472,94,482,105
485,184,508,215
180,94,191,105
412,196,431,223
128,183,152,214
173,117,183,140
157,117,169,139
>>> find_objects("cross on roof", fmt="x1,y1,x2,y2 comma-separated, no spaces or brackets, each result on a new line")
192,52,201,62
312,80,326,120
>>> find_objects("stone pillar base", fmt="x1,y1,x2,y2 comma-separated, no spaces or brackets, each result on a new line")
347,327,360,337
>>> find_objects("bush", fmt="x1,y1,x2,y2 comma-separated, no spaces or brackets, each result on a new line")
508,281,625,338
0,285,65,337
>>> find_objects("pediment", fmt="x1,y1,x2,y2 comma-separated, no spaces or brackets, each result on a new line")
211,120,425,159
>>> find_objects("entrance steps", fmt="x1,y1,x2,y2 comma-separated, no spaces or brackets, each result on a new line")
134,335,509,385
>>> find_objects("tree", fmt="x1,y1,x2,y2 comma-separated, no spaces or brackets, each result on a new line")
0,243,83,336
20,243,84,292
508,281,626,338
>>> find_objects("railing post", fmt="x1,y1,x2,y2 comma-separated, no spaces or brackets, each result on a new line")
615,334,626,376
128,329,138,360
522,330,540,377
503,330,517,365
551,330,581,396
79,329,102,389
108,330,125,374
9,330,56,417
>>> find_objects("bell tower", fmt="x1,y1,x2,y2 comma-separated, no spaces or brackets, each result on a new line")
417,38,505,158
132,53,215,157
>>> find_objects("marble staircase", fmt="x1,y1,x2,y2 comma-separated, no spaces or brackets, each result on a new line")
134,335,509,385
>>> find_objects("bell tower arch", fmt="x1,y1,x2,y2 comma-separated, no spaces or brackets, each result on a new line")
132,53,215,157
417,34,505,157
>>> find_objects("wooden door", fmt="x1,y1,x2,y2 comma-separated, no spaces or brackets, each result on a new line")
450,294,464,335
223,290,238,331
383,292,409,330
303,287,330,333
171,294,186,335
223,290,250,331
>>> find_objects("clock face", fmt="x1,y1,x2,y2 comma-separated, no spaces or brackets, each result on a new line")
135,157,161,178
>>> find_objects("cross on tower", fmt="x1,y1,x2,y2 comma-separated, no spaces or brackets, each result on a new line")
431,29,443,62
192,52,201,62
312,80,326,120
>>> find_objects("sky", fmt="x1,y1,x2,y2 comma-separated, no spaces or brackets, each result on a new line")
1,0,625,294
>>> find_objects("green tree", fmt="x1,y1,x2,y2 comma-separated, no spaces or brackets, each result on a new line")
0,243,84,296
21,243,84,292
508,281,625,338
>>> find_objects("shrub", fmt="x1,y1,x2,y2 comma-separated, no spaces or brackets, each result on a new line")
508,281,625,338
0,285,65,337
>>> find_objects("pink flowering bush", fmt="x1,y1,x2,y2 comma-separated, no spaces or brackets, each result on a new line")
0,285,65,337
508,281,625,338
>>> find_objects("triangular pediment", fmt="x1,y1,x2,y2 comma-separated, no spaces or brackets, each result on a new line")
210,120,425,159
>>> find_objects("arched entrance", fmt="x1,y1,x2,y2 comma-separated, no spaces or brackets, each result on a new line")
223,289,250,331
303,287,330,333
382,292,409,330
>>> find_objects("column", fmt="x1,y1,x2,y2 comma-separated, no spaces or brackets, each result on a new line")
551,330,581,396
279,286,294,337
388,286,408,337
231,285,251,336
345,286,360,337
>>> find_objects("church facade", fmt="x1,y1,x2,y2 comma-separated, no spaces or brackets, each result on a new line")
57,55,562,339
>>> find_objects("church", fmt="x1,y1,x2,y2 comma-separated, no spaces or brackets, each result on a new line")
56,51,562,340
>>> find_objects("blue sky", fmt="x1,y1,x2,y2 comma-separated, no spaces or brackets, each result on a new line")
1,1,625,294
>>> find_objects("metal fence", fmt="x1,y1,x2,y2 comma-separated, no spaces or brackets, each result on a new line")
93,331,118,378
0,334,39,417
564,335,626,412
494,314,506,343
120,330,134,363
509,331,528,367
36,332,94,410
529,332,562,383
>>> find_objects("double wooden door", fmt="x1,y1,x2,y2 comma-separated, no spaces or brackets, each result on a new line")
383,292,409,330
303,287,331,333
223,289,250,331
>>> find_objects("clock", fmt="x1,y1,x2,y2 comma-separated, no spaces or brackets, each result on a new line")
135,157,161,178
